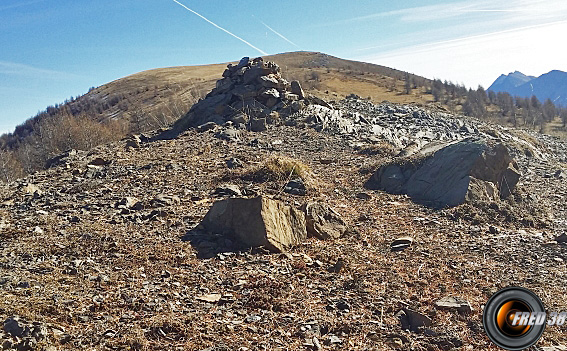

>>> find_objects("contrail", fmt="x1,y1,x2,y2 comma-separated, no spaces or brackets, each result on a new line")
259,20,299,48
171,0,268,55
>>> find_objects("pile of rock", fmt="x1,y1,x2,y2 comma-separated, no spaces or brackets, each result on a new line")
169,57,308,135
336,96,481,152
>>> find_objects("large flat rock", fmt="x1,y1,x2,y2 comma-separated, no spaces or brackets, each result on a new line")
365,140,521,208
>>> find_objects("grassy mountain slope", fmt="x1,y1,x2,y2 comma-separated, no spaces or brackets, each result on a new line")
1,52,434,149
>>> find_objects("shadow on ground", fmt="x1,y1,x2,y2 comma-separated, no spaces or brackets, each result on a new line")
181,228,269,259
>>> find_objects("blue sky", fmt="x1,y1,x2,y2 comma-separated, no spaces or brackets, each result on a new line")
1,0,566,135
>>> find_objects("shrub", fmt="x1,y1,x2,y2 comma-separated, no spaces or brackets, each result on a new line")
0,150,24,182
5,113,127,176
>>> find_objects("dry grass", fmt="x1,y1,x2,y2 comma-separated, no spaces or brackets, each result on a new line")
225,154,316,190
312,74,433,106
543,117,567,139
256,154,312,181
357,141,398,157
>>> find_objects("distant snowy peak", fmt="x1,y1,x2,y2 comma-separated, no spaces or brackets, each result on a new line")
488,70,567,106
488,71,535,93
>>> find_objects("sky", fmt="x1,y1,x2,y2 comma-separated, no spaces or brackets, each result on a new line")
1,0,566,135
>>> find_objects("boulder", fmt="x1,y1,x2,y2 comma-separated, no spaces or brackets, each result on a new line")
249,118,267,132
89,157,110,166
45,149,77,168
284,179,307,196
301,202,347,240
21,184,43,196
260,88,280,99
434,296,473,314
115,197,140,209
226,157,243,169
213,184,242,197
555,169,567,179
150,194,180,207
200,197,307,252
230,113,248,125
196,122,217,132
365,141,520,208
259,75,279,88
125,136,141,149
555,232,567,242
215,127,241,142
398,308,432,333
391,237,413,251
236,56,249,68
291,80,305,99
3,317,27,337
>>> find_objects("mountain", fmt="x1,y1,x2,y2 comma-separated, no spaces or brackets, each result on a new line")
0,52,433,150
487,71,535,93
512,70,567,106
488,70,567,106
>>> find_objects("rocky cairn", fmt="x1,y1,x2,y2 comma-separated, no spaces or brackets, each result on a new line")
168,56,308,136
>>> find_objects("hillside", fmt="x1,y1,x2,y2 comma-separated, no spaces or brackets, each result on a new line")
0,52,433,150
1,83,567,350
1,51,566,184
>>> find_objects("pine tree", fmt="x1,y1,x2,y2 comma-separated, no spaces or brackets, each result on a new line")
542,98,556,122
404,72,411,94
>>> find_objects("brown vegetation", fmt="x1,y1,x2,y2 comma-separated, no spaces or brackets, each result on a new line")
4,113,126,176
1,51,566,183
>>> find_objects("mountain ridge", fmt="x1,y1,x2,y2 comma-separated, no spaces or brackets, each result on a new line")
488,71,535,92
488,69,567,106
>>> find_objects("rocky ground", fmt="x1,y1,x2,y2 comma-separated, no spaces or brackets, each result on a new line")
1,94,567,351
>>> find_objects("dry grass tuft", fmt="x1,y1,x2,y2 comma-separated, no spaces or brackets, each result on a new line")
357,141,398,157
225,154,316,189
258,154,312,181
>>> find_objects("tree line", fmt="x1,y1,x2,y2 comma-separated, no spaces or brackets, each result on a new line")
429,79,567,130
